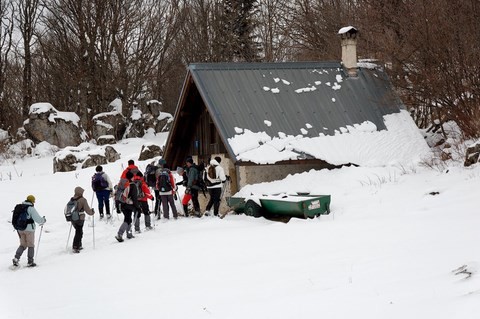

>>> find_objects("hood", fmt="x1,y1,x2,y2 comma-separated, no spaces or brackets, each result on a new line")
210,159,220,166
74,186,85,198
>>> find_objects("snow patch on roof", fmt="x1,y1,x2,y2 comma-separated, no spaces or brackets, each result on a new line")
227,110,430,166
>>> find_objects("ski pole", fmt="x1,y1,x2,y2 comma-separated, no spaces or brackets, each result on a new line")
66,223,73,250
35,222,44,260
92,211,96,249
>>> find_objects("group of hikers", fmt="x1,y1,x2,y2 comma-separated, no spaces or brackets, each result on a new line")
11,156,227,268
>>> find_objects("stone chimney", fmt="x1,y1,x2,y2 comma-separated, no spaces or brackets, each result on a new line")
338,26,359,77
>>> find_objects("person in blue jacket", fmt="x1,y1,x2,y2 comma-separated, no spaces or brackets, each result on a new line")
12,195,46,267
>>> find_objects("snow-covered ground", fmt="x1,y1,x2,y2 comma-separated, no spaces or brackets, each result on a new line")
1,132,479,319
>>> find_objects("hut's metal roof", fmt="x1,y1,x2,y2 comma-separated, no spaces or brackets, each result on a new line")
188,62,402,148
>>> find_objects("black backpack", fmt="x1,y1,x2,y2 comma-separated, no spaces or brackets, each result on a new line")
157,169,172,192
132,180,145,199
144,164,158,188
12,204,33,230
194,164,207,194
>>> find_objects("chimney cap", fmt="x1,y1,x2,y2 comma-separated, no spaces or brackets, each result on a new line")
338,26,358,36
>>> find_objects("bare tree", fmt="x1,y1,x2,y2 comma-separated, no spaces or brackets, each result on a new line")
286,0,358,61
16,0,42,116
255,0,292,62
0,0,16,131
358,0,480,137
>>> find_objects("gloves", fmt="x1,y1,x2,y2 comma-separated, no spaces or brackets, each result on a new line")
174,193,178,200
40,216,46,225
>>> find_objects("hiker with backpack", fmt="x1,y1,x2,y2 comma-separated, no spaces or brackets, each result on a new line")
12,195,46,267
184,157,202,217
67,187,95,253
204,156,227,217
115,170,141,242
144,161,159,214
155,159,178,220
91,165,113,219
133,171,154,232
120,159,140,179
116,159,140,214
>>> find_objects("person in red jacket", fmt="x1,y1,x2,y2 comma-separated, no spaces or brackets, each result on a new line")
120,159,139,179
133,172,154,232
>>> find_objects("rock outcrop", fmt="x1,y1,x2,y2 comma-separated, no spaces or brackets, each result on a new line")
53,144,120,172
464,142,480,167
97,135,116,145
138,143,163,161
124,109,173,139
92,111,126,141
24,103,86,148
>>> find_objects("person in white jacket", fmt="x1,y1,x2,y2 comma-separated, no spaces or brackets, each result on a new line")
12,195,46,267
204,157,227,216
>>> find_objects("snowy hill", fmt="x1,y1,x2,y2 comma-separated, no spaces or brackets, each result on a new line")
1,133,479,319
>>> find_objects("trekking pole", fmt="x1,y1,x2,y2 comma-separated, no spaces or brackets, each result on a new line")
92,212,96,249
35,222,44,260
66,223,73,250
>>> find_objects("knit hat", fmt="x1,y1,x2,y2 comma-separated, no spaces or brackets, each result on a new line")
26,195,36,203
158,158,166,166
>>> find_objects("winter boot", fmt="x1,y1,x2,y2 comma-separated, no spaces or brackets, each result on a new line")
116,222,128,242
134,216,141,232
183,205,189,217
12,258,19,267
126,224,135,239
145,214,153,229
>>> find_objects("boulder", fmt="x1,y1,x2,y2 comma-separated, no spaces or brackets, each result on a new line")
464,142,480,167
81,154,108,169
146,99,163,118
105,146,121,163
92,111,126,140
97,135,116,145
53,144,120,172
24,103,86,148
53,153,78,172
124,109,173,138
156,112,173,133
138,143,163,161
124,109,145,138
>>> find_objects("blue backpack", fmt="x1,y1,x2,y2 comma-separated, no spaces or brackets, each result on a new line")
92,172,109,191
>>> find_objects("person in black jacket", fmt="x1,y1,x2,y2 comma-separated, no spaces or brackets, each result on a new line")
115,171,141,242
185,158,201,216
